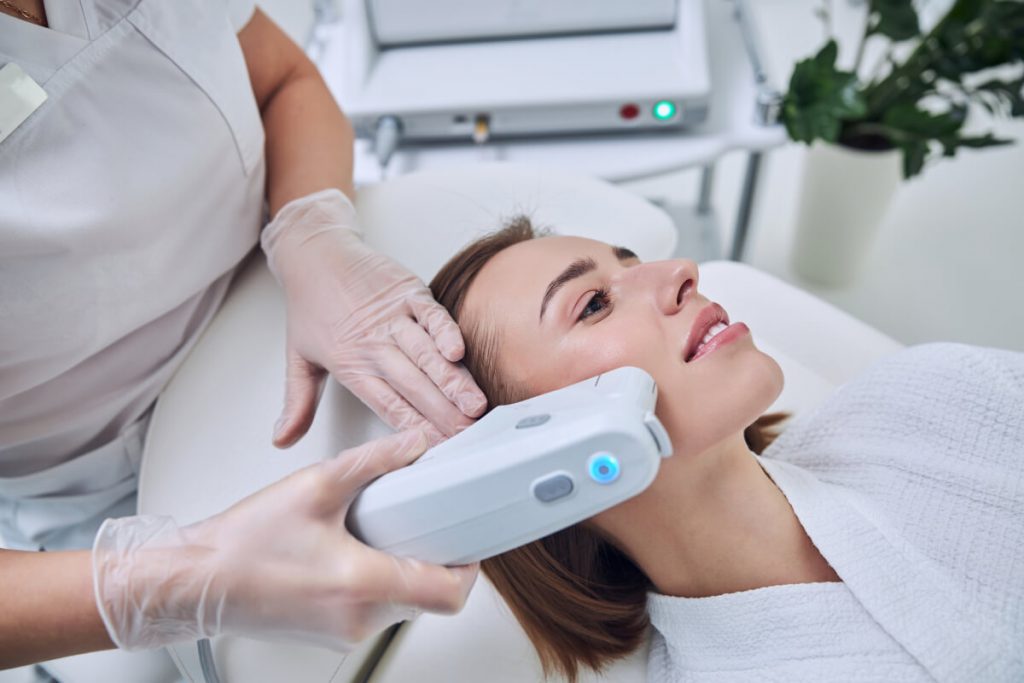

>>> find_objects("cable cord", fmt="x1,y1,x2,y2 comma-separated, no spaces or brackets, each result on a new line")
198,638,223,683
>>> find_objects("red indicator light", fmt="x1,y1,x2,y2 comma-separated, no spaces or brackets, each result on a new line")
619,103,640,120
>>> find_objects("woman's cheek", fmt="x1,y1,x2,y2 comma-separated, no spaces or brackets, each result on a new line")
566,324,649,378
521,317,659,397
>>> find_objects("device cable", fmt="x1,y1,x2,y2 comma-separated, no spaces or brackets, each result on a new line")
198,638,223,683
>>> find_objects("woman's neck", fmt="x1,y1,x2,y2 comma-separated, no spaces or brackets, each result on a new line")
597,433,840,598
0,0,47,26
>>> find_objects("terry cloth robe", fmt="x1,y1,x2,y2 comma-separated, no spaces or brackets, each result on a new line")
647,343,1024,682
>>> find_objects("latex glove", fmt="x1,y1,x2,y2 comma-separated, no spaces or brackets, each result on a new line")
92,430,478,651
261,189,487,447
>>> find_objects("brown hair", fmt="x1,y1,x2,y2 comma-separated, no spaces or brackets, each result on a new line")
430,217,788,681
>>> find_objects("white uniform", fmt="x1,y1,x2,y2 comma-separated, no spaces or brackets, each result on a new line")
2,1,266,680
0,0,264,551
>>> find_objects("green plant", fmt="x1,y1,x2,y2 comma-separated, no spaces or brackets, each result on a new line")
780,0,1024,178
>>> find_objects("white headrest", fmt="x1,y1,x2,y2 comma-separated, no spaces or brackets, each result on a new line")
355,162,677,281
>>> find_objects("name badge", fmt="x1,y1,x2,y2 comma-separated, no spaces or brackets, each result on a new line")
0,63,47,144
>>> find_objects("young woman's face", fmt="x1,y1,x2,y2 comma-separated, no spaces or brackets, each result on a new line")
462,235,783,457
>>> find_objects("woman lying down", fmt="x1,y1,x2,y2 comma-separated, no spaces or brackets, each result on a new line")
427,218,1023,682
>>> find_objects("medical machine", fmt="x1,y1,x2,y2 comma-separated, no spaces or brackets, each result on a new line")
338,0,711,164
347,366,673,565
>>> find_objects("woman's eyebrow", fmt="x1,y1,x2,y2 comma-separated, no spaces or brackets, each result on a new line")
539,257,596,321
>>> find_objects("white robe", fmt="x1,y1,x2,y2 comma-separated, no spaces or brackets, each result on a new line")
648,343,1024,682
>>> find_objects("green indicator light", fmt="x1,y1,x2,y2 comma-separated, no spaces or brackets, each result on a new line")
653,100,677,121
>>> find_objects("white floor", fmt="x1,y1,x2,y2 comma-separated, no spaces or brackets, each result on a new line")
622,1,1024,352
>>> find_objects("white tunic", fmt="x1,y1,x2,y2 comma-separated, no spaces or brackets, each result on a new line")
648,343,1024,682
0,0,265,549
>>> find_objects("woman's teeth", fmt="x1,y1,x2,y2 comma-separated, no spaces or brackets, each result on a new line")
696,322,728,353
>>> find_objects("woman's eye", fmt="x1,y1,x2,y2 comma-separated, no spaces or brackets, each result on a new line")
578,289,611,321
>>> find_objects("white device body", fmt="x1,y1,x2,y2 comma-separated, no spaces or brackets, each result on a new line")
339,0,711,142
368,0,678,46
347,367,672,566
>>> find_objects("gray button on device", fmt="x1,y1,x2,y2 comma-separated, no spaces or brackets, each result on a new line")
533,474,574,503
515,414,551,429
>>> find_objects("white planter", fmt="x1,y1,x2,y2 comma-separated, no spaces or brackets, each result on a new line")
790,142,902,286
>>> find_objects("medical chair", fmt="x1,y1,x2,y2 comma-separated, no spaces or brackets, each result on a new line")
138,163,902,682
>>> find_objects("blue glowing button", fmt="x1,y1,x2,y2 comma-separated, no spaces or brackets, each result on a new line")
588,452,620,484
533,474,575,503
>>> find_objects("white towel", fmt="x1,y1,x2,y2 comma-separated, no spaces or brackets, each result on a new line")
648,343,1024,682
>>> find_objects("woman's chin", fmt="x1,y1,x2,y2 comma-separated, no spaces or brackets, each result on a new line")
655,347,783,456
758,350,786,405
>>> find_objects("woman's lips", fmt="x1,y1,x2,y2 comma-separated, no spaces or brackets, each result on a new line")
688,322,750,363
683,303,729,362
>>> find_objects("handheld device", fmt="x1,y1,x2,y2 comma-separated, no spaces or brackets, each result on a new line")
346,366,672,565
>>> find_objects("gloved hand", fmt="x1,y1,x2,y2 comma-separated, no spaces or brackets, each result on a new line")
92,430,479,651
261,189,487,447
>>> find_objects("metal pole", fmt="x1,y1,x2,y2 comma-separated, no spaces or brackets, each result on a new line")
696,164,715,215
730,0,780,262
730,151,762,262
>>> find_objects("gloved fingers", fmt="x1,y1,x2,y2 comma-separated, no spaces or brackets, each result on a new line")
341,375,445,445
358,552,480,615
273,348,328,449
373,346,474,437
390,317,487,419
407,294,468,364
320,429,429,504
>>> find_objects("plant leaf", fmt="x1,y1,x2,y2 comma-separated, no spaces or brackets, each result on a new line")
945,0,986,24
972,75,1024,117
932,0,1024,78
883,103,968,138
955,133,1014,148
815,39,839,68
869,0,921,41
938,135,959,157
900,139,929,178
781,40,868,144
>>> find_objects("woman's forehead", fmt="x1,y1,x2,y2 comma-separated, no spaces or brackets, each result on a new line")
463,234,607,317
479,234,608,287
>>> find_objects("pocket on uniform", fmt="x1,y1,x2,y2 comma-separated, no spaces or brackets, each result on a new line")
126,0,264,176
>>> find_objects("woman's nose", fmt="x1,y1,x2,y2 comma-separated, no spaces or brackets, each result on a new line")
617,258,699,315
